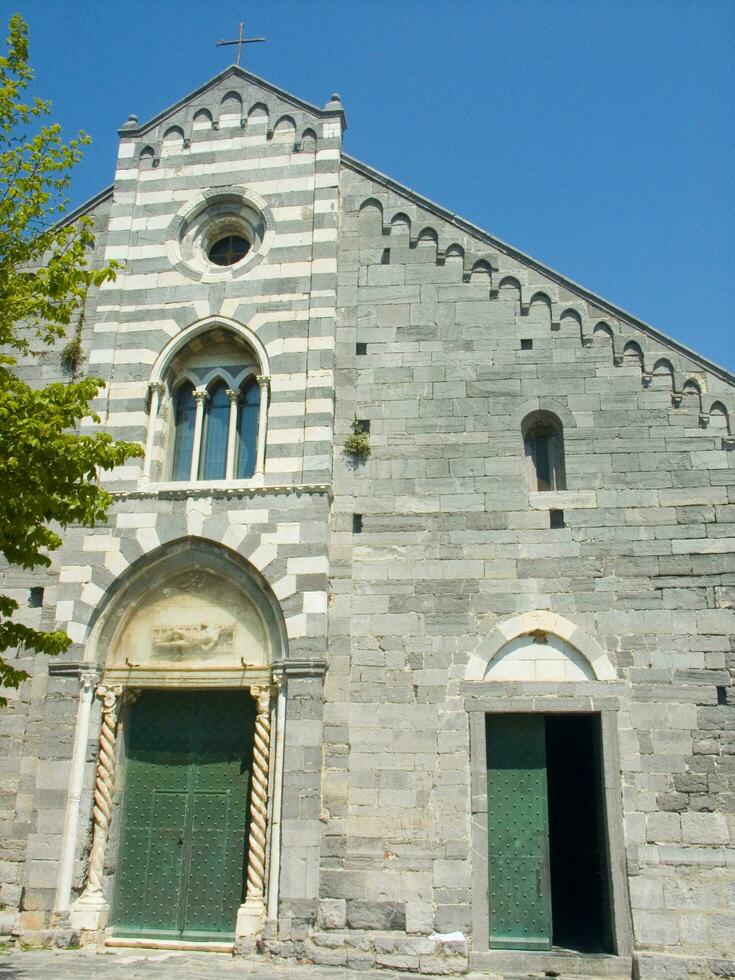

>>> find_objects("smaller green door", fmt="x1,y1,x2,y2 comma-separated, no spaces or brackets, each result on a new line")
112,690,254,941
486,714,551,950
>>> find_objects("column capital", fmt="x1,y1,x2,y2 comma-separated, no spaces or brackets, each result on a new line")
193,387,210,403
79,668,100,694
148,380,165,396
256,375,271,390
249,684,271,715
226,388,241,403
96,684,123,712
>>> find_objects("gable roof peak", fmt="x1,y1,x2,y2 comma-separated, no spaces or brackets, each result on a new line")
117,63,346,138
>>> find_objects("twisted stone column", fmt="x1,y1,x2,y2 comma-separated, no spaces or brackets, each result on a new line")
236,684,272,939
70,685,123,931
86,686,122,894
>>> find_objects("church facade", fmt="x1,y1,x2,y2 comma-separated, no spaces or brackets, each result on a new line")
1,66,734,979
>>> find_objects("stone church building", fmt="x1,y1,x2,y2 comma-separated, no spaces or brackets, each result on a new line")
1,64,734,979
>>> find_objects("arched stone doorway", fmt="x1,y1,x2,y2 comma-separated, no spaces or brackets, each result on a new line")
68,538,287,946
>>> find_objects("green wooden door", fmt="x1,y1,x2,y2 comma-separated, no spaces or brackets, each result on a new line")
486,714,551,950
112,690,254,941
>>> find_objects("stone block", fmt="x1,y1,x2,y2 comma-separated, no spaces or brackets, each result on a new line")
681,812,730,845
634,910,681,946
629,876,664,910
708,913,735,951
317,897,346,929
405,900,434,935
347,952,376,969
346,900,406,930
307,943,348,967
374,952,419,970
0,909,16,937
432,859,468,889
646,812,682,843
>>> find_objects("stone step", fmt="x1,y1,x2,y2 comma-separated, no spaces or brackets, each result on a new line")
470,950,633,979
500,972,630,980
497,974,631,980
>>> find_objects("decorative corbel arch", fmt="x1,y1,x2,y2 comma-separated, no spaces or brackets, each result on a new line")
465,610,616,682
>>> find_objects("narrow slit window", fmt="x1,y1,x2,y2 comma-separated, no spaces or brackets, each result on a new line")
29,586,44,608
523,412,566,492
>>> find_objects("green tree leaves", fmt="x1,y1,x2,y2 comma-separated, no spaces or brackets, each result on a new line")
0,15,142,703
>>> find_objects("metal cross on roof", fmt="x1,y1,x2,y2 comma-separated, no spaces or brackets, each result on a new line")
217,21,266,67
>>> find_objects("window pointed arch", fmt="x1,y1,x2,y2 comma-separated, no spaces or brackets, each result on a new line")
200,381,230,480
171,382,196,481
237,377,260,479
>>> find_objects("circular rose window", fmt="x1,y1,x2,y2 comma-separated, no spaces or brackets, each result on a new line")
208,234,251,266
173,191,269,278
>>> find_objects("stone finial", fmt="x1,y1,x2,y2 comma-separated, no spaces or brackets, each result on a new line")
119,113,138,131
322,92,347,134
324,92,343,111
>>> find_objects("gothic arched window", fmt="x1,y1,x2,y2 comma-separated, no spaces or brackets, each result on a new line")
146,326,269,484
523,412,566,492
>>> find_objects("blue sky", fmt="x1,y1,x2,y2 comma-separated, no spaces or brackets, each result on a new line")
14,0,735,370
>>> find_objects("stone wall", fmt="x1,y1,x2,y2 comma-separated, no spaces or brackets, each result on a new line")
308,163,735,974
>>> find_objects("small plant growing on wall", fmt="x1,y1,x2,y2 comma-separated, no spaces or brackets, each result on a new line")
60,308,85,378
344,418,371,461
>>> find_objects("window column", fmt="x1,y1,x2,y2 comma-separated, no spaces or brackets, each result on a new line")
141,381,165,482
255,376,270,475
190,388,209,481
225,388,241,480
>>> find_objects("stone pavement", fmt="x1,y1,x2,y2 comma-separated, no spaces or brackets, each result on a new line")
0,948,492,980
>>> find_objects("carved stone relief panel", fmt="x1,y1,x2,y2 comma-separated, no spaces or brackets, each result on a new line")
107,570,270,669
